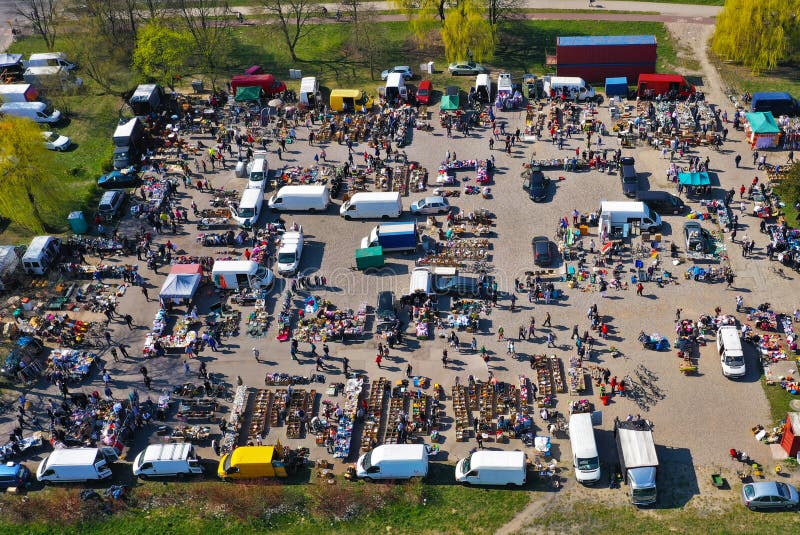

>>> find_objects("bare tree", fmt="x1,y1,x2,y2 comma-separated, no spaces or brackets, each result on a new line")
175,0,235,89
15,0,57,50
486,0,523,26
261,0,316,62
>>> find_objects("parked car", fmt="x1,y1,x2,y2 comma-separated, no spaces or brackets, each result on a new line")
98,189,126,218
381,66,413,81
532,236,555,266
0,462,31,489
97,170,140,189
434,275,484,297
619,156,639,197
522,166,551,202
741,481,799,511
448,62,487,76
416,80,432,105
410,196,450,215
376,290,396,322
42,131,71,151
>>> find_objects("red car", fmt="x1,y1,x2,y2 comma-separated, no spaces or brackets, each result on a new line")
416,80,432,105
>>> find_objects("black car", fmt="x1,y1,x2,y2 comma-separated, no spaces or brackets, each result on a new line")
376,291,396,321
522,166,551,202
434,275,485,297
532,236,555,266
619,157,639,197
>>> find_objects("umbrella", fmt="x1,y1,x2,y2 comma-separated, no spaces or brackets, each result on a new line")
268,98,284,108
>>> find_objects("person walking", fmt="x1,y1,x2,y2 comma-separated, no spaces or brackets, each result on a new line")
184,360,191,376
144,375,152,390
342,357,349,377
476,433,484,449
316,356,324,371
736,295,744,312
571,324,579,339
442,349,449,368
518,325,526,340
406,363,413,378
124,314,134,330
636,283,644,296
119,344,129,359
497,326,504,341
547,332,556,348
375,353,383,369
104,331,112,346
141,285,150,301
543,312,552,327
109,347,119,362
323,343,330,359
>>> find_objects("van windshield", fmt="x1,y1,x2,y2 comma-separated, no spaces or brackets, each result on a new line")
361,452,372,470
238,207,255,218
278,252,296,264
223,454,233,472
461,457,471,473
577,456,600,470
250,172,264,181
356,92,370,106
725,355,744,365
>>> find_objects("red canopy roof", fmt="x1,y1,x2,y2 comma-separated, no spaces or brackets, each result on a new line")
169,263,202,275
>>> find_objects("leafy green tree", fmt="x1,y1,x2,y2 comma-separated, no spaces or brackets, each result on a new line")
393,0,443,45
0,117,65,233
441,0,495,62
133,23,192,89
712,0,800,74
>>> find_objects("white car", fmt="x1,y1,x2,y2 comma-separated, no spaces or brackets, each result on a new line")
381,66,413,81
410,196,450,215
42,131,71,151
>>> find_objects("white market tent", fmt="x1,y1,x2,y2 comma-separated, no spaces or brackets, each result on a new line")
159,264,202,302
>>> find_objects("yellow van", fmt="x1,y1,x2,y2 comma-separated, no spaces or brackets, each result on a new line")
217,444,288,479
329,89,374,113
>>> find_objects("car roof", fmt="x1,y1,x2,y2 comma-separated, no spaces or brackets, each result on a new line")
532,236,549,243
424,196,446,203
621,157,635,164
445,86,459,95
746,481,784,496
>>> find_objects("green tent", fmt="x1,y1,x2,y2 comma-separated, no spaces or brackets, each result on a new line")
745,111,780,134
440,94,460,111
235,86,263,102
355,246,384,270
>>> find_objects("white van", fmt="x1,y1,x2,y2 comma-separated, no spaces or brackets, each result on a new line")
212,260,274,291
21,236,61,275
133,443,204,479
409,267,434,296
543,76,598,103
234,188,264,227
26,52,76,71
36,447,119,483
455,450,527,486
384,72,408,103
268,185,331,212
299,76,319,108
599,200,662,234
569,412,601,484
475,73,492,102
356,444,429,481
0,83,38,103
717,325,745,378
276,229,304,276
247,154,268,190
340,191,402,220
0,101,61,123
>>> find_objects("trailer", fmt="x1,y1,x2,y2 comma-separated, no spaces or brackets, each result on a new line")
615,418,659,505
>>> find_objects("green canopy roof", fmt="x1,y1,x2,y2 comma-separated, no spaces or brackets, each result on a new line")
678,172,710,186
440,94,460,111
745,111,780,134
235,86,263,102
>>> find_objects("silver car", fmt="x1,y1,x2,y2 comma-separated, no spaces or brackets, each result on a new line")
410,196,450,215
742,481,799,511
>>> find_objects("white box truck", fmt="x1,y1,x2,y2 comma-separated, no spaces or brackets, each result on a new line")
211,260,274,291
717,325,746,379
357,444,429,481
233,188,264,227
340,191,402,220
132,443,204,479
36,447,119,483
615,418,659,505
268,185,330,212
360,221,417,253
299,76,320,109
569,413,601,484
0,83,39,103
276,229,304,276
455,450,526,486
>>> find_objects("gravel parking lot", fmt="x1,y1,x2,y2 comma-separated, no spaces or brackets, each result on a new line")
5,60,799,502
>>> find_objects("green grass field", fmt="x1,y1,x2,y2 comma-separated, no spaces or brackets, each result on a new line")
628,0,724,4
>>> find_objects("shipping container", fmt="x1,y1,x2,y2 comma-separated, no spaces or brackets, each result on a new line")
556,35,657,66
556,64,654,84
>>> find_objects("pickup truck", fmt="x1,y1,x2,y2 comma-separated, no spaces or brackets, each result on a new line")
276,228,304,276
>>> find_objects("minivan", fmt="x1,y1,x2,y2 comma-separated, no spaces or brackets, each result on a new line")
717,325,745,378
98,189,126,218
340,192,402,220
268,185,330,212
0,101,61,123
37,447,119,483
234,188,264,227
455,450,526,486
0,462,31,489
21,236,61,275
569,413,601,484
26,52,76,71
133,443,204,479
247,157,269,190
637,191,685,215
356,444,429,481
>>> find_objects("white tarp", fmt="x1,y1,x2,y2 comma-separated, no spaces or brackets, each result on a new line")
159,273,200,300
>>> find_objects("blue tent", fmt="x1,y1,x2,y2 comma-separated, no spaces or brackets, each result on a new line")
678,172,710,186
605,77,628,97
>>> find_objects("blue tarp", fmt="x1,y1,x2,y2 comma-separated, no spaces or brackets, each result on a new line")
605,77,628,97
558,35,656,47
678,172,710,186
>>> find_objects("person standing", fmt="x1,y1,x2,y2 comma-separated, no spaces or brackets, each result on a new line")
342,357,349,377
571,324,579,339
442,349,448,368
636,283,644,296
316,356,324,371
406,363,413,378
110,347,119,362
184,360,191,376
547,332,556,348
736,295,744,312
124,314,134,330
375,353,383,369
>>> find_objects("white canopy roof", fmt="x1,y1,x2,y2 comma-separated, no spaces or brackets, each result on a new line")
159,273,201,299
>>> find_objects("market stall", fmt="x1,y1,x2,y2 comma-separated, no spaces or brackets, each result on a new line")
745,111,781,149
292,297,366,342
46,348,98,383
159,264,202,305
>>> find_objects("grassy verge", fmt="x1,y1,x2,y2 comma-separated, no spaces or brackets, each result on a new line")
762,376,798,425
530,499,797,534
0,465,532,534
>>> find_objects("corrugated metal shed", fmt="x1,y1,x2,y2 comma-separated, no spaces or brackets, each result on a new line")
557,35,657,47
